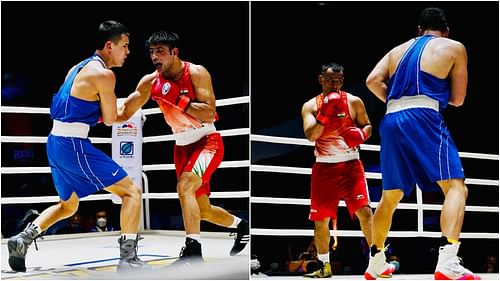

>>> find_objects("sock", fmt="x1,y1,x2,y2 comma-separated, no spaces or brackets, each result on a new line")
440,236,459,246
318,253,329,264
187,234,201,243
370,245,381,257
229,216,242,228
121,233,137,240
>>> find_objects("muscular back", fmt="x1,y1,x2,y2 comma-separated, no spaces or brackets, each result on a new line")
388,36,468,106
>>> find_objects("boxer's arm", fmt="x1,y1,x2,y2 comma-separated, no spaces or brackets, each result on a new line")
117,73,155,123
343,97,371,148
188,64,216,123
96,69,118,126
302,98,324,142
366,52,390,103
448,41,468,107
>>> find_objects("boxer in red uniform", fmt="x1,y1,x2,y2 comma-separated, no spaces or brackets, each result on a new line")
131,31,249,266
301,62,389,278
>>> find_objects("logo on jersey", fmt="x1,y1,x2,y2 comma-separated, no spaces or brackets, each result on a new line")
323,96,329,104
162,82,171,95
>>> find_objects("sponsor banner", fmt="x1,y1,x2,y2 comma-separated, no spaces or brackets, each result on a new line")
111,99,143,204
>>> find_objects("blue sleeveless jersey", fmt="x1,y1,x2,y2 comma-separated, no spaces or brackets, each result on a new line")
387,35,450,111
50,54,102,125
380,35,465,196
47,54,127,200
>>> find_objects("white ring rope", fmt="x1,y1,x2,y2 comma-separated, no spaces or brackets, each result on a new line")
0,191,250,205
251,164,498,186
1,128,250,144
251,134,500,160
1,96,250,208
250,228,499,239
250,197,499,212
251,134,499,240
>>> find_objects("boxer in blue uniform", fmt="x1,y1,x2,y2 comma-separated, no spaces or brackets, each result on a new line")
7,20,151,273
364,7,479,280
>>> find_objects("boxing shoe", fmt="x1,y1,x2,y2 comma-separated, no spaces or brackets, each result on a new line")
8,223,41,272
364,245,396,280
304,260,332,278
434,238,480,280
169,237,204,269
230,219,249,256
117,235,150,273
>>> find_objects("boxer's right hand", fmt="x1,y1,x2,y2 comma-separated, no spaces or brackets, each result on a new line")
150,81,180,105
150,81,190,112
316,92,346,125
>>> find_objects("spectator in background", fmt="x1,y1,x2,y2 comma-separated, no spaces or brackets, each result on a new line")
56,213,85,234
90,210,117,232
484,255,498,273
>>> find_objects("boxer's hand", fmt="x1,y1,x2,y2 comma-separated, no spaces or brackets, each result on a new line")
316,92,346,125
343,127,368,148
150,81,191,112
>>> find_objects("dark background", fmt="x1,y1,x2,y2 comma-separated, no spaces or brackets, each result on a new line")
251,1,499,276
1,1,249,237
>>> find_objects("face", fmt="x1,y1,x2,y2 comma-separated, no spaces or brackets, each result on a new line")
109,34,130,67
96,211,107,219
319,69,344,93
149,44,176,73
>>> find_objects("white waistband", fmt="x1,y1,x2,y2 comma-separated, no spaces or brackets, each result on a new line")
50,120,90,138
316,151,360,163
386,95,439,114
174,123,216,145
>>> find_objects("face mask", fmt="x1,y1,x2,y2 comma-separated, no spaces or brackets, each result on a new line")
97,218,107,228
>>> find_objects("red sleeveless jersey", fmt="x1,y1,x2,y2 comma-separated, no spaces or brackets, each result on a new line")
151,62,202,133
314,91,357,157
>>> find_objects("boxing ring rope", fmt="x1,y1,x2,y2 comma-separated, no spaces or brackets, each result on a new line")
1,96,250,231
250,134,499,239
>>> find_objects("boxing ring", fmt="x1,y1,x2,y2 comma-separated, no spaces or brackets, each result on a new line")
1,96,250,279
250,134,499,279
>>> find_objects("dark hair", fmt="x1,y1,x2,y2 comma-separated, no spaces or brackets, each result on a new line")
95,20,129,50
418,7,448,32
145,31,180,51
321,62,344,73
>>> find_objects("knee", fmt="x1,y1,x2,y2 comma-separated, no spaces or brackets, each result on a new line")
177,177,199,199
59,201,79,217
357,206,373,221
122,185,142,201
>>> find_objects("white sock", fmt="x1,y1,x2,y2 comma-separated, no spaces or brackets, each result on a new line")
187,234,201,243
121,233,137,240
318,253,330,264
229,216,242,228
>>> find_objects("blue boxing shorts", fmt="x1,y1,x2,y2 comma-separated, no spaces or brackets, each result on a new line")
46,134,128,200
379,107,465,196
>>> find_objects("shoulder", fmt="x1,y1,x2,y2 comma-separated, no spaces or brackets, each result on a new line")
85,61,116,84
188,63,211,78
302,96,318,113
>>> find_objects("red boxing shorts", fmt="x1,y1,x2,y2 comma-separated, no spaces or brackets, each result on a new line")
174,132,224,198
309,159,370,221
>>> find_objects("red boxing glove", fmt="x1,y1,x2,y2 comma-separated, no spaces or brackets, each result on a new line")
151,81,191,112
316,92,346,125
343,127,368,148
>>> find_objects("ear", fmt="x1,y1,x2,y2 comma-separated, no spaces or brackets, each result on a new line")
318,75,323,85
105,40,113,52
417,26,423,36
172,47,179,56
444,27,450,38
